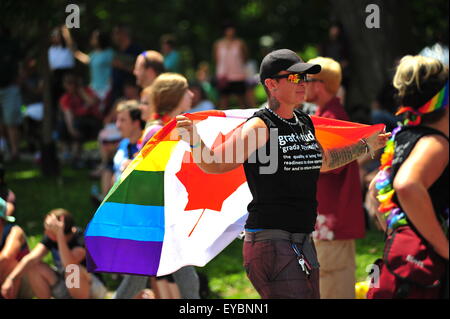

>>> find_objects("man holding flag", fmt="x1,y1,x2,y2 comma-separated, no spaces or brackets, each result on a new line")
175,49,389,298
85,49,389,299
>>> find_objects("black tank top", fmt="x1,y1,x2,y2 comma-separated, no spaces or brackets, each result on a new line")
243,108,322,233
392,126,449,229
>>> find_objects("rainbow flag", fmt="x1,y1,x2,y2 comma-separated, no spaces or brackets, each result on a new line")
85,109,384,276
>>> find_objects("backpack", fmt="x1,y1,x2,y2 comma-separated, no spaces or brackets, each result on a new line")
367,226,447,299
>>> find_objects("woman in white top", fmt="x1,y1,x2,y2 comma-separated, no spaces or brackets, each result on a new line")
62,27,115,102
213,23,248,109
48,26,75,113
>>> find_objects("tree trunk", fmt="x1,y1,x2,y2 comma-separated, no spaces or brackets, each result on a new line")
40,29,60,177
330,0,414,117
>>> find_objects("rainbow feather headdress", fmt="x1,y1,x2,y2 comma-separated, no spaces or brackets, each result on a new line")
376,80,449,230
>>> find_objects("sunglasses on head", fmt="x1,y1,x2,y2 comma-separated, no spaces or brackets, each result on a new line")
270,73,308,84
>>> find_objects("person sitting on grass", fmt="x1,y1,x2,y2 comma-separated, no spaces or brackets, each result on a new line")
0,197,30,299
1,208,106,299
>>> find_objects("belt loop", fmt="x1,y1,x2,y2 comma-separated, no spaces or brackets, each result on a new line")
251,232,255,246
301,234,307,247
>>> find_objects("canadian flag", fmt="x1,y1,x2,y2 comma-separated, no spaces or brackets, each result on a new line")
85,109,383,277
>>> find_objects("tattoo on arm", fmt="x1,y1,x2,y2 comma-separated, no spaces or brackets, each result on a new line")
325,141,366,170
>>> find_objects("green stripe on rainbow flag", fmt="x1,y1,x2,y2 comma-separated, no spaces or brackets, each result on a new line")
106,170,165,207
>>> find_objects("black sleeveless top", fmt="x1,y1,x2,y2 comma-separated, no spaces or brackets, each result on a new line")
392,126,449,229
243,108,323,233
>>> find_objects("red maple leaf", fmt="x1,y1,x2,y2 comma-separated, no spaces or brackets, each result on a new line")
175,127,246,236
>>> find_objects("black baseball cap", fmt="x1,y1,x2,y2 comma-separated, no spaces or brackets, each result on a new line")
259,49,321,84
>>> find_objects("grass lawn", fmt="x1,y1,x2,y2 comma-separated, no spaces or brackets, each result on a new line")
4,158,385,299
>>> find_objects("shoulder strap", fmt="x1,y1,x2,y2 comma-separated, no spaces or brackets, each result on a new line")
246,108,277,129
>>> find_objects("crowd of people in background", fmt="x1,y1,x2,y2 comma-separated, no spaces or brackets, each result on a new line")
0,19,448,299
1,22,399,165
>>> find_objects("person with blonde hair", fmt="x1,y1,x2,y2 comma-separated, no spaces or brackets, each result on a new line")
138,73,196,298
304,56,365,299
2,208,106,299
114,73,200,299
138,72,193,149
367,55,448,299
144,73,199,299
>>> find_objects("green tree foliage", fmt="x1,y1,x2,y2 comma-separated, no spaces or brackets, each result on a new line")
2,0,447,79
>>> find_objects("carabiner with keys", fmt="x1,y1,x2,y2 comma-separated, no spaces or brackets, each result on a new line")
291,243,311,278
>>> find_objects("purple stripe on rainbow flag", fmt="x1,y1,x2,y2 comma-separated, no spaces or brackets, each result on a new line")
86,236,163,276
